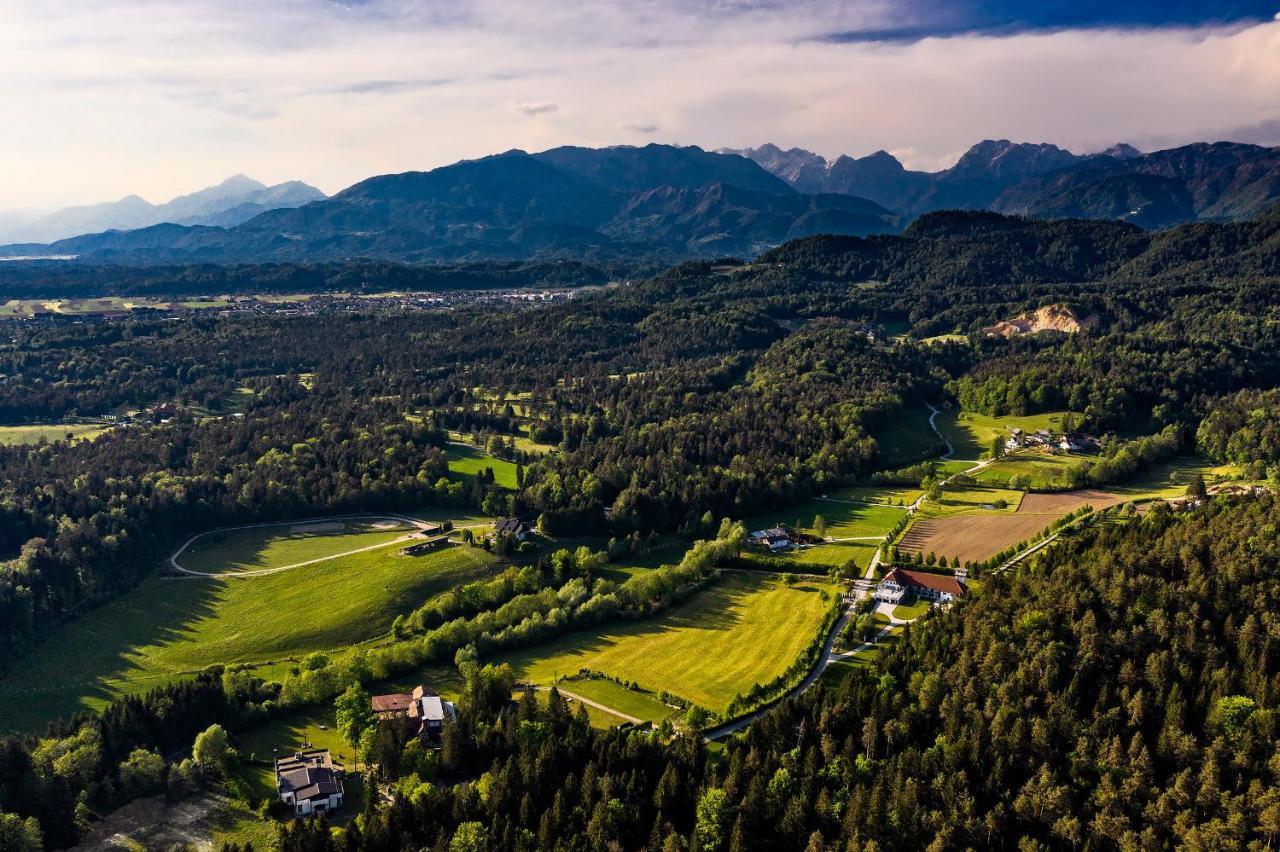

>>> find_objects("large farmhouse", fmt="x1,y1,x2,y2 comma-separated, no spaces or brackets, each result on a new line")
493,518,533,541
749,527,793,552
371,684,457,737
275,749,344,816
875,567,968,604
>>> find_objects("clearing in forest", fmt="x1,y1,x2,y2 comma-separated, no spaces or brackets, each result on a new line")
174,516,420,576
498,574,839,713
0,423,110,445
446,443,521,488
936,410,1078,460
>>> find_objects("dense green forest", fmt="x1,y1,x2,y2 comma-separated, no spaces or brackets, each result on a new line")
4,206,1280,848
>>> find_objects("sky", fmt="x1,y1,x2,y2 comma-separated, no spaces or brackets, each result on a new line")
1,0,1279,210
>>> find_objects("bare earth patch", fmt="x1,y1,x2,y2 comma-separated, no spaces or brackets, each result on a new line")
983,304,1099,337
1017,489,1128,514
72,793,228,851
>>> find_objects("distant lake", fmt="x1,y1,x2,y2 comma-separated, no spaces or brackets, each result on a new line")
0,255,77,261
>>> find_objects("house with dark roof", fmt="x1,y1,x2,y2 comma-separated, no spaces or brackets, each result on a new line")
749,527,793,552
493,518,533,541
275,749,344,816
370,684,457,737
874,567,968,604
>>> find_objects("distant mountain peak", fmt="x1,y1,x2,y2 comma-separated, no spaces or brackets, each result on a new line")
1100,143,1142,160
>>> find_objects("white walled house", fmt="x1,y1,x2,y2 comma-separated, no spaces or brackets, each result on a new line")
275,749,345,816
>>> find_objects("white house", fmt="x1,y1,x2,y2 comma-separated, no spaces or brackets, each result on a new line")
874,567,968,604
275,749,344,816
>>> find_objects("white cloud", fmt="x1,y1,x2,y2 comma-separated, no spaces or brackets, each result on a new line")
0,2,1278,208
511,100,559,115
620,121,660,134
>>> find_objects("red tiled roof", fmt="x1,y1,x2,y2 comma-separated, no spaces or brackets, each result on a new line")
371,693,414,713
883,567,967,596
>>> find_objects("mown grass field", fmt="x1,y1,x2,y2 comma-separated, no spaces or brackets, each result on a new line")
178,518,416,575
498,574,839,713
446,443,520,488
938,410,1077,460
0,542,497,732
0,423,110,445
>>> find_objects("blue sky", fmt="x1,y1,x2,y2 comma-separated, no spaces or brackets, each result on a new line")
1,0,1278,209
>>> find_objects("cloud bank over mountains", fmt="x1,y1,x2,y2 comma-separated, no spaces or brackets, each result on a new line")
2,0,1279,209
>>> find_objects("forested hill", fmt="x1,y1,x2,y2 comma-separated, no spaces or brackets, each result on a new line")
756,202,1280,287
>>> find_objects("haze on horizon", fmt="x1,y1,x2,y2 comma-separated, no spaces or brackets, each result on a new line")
2,0,1280,211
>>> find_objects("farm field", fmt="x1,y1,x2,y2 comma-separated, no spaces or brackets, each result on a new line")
176,517,418,575
872,406,943,467
498,574,839,713
557,677,678,723
0,422,110,445
937,410,1077,460
898,513,1056,564
446,443,520,488
0,542,497,732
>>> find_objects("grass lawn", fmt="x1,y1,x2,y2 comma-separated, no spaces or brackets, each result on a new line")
938,410,1078,460
0,423,110,445
740,499,903,540
446,444,520,489
497,574,839,713
557,677,678,723
1104,456,1241,499
178,518,416,575
892,599,932,620
872,407,944,468
0,544,498,733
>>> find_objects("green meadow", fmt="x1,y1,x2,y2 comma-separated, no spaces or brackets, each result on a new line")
0,542,497,733
498,574,838,713
446,443,521,488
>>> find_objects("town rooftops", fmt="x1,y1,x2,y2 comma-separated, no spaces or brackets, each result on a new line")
882,567,968,597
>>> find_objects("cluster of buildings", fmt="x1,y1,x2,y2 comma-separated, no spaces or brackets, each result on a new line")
273,684,455,817
748,525,821,553
1004,428,1101,454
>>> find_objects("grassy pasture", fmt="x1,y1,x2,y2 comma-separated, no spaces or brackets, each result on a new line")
973,451,1086,489
558,677,678,723
446,443,520,488
0,423,110,445
831,484,923,506
498,574,839,713
918,484,1025,518
0,543,497,733
938,410,1078,460
177,518,415,575
739,499,903,540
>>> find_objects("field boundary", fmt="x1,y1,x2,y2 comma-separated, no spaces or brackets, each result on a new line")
168,514,434,578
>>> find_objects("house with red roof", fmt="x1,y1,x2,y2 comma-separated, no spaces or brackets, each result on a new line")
874,567,968,604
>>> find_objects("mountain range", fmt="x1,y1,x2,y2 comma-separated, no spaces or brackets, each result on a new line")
0,175,326,244
4,139,1280,265
721,140,1280,228
0,146,897,264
